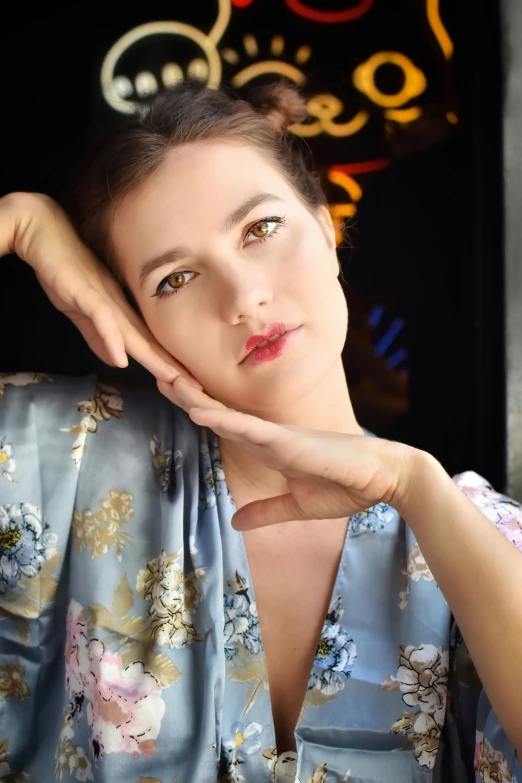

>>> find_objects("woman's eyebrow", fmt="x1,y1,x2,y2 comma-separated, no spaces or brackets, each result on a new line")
221,192,285,233
139,192,285,291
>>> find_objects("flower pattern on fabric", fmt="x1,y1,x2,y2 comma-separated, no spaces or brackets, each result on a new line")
0,370,53,399
55,712,94,781
60,383,124,467
381,644,449,768
0,738,29,781
474,734,515,783
150,433,182,495
222,721,264,782
348,502,396,537
454,472,522,552
0,657,31,700
296,764,330,783
136,550,201,648
72,490,133,560
399,542,436,610
0,437,16,483
64,599,166,762
308,597,357,697
224,594,262,661
0,502,57,592
223,572,268,720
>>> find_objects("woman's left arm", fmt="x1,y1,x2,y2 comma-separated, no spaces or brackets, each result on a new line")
397,451,522,759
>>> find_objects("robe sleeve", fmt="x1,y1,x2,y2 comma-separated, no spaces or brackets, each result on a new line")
0,371,98,779
449,470,522,783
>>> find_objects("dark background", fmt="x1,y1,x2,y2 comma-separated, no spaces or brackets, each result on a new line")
0,1,504,487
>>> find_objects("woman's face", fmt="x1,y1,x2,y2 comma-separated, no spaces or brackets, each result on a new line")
110,139,348,412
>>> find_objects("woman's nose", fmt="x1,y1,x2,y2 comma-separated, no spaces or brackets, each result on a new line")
215,265,274,324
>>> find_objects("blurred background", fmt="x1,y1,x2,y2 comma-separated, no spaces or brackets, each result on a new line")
0,0,506,488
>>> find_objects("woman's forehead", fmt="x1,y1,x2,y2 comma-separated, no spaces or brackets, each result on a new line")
115,142,293,229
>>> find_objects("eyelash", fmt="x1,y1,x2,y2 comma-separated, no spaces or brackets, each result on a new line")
152,215,287,300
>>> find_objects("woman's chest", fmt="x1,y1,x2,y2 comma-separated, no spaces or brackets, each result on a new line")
242,518,349,751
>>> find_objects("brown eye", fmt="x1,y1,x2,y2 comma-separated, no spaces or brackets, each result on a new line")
251,222,269,238
167,273,185,289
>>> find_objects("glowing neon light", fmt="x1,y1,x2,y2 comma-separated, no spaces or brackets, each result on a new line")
285,0,374,24
330,159,388,175
232,0,254,6
101,21,223,114
243,33,258,57
232,61,306,87
209,0,232,44
295,45,311,65
290,94,369,138
426,0,453,60
271,36,284,57
328,171,363,202
353,52,427,108
384,106,422,123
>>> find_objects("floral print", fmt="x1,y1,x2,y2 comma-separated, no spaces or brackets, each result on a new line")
348,501,396,536
136,550,201,648
59,382,124,467
382,644,449,768
1,374,521,781
0,738,29,781
0,658,30,700
55,712,94,781
0,502,57,592
455,472,522,552
474,734,515,783
150,433,182,495
222,721,264,782
0,437,15,483
399,541,436,609
0,370,53,399
72,489,133,559
308,597,357,697
64,599,166,762
224,594,262,660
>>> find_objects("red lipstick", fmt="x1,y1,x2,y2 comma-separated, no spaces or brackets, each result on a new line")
241,323,301,366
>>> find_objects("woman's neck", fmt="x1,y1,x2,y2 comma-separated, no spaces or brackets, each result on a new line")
219,360,364,502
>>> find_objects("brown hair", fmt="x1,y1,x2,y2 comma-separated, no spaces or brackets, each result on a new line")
70,79,332,305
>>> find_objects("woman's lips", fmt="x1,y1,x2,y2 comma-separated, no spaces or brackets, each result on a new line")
240,326,301,366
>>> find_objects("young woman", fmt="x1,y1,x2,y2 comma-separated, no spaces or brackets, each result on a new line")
0,80,521,783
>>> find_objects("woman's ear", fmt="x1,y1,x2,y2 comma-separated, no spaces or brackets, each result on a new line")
317,205,337,251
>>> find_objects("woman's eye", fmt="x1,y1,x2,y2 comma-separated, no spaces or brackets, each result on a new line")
154,270,196,299
244,216,286,245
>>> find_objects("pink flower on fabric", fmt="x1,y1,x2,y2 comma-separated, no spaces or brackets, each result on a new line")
453,471,522,552
64,599,165,761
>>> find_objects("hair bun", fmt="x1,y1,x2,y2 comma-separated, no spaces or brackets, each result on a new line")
248,81,309,132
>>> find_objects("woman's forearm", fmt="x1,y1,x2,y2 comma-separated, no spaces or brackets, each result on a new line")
398,450,522,755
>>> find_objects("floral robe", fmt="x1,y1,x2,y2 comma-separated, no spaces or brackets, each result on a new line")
0,371,520,783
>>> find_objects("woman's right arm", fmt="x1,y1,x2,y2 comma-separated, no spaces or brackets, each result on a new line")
0,192,199,385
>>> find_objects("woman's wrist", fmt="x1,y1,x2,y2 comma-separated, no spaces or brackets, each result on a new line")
393,446,454,526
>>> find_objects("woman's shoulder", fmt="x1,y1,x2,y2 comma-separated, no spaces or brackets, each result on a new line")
451,469,522,552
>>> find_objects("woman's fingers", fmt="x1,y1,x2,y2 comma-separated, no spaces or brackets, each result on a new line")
231,493,306,531
157,377,219,409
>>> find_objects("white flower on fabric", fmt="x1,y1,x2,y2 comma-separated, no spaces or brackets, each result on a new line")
0,437,16,483
64,599,165,762
308,597,357,696
349,502,396,537
222,721,264,781
0,502,57,592
397,644,448,727
223,594,261,660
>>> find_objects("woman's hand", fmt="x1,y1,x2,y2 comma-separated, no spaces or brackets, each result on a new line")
158,377,426,530
0,192,201,386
